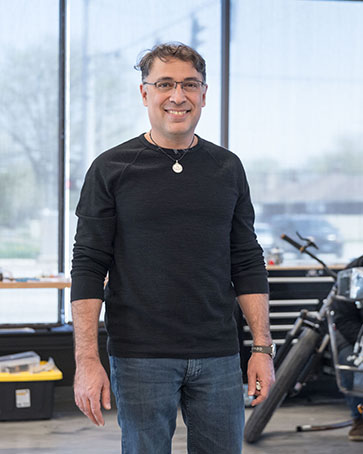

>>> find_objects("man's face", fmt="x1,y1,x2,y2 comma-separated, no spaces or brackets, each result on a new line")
140,58,207,146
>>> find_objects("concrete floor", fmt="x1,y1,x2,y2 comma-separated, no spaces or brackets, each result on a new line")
0,386,362,454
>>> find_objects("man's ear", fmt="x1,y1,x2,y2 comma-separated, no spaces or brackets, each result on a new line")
140,84,148,107
201,84,208,108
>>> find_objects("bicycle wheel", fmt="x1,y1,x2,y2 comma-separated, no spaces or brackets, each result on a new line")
244,327,321,443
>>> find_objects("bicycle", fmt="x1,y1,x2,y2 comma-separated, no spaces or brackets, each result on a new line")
244,233,363,443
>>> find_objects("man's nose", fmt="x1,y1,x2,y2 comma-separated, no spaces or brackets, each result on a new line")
169,83,187,103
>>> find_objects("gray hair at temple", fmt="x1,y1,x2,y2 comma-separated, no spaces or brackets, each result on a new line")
135,42,206,83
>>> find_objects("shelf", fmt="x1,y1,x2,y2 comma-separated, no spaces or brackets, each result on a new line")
0,279,71,289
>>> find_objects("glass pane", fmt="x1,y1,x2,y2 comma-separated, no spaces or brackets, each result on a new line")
0,0,59,323
67,0,221,320
230,0,363,266
0,290,58,325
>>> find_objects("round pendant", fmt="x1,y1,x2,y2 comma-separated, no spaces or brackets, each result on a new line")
172,162,183,173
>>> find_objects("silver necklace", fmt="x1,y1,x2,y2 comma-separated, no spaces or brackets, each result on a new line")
148,131,194,174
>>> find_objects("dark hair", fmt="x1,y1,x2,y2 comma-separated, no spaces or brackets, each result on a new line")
135,42,206,82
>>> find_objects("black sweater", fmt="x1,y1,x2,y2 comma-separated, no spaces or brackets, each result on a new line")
71,134,269,358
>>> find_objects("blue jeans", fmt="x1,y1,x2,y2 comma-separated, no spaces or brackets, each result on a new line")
109,354,244,454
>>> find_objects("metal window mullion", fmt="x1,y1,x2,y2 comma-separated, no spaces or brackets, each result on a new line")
221,0,230,149
58,0,70,324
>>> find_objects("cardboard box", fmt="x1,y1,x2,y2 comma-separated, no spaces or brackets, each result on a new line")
0,361,63,421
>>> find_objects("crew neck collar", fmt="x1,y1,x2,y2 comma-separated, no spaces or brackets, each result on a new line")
139,133,203,153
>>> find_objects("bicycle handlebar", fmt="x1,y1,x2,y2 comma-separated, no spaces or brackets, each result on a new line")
281,234,305,252
280,233,337,280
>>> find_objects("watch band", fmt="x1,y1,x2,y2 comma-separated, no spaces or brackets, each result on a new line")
251,344,276,359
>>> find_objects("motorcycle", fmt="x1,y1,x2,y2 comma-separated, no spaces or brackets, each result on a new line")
244,233,363,443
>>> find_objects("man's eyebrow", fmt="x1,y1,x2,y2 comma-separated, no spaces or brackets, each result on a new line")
156,77,201,81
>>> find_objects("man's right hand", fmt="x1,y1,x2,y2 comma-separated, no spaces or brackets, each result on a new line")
74,359,111,426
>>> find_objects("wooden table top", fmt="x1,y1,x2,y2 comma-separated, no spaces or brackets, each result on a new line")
0,278,71,289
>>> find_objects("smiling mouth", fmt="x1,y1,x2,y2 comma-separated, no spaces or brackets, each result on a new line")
165,109,190,116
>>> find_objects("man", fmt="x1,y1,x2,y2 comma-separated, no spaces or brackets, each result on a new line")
333,259,363,442
71,42,275,454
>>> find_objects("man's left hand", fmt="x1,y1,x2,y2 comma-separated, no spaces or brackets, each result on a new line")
247,353,275,406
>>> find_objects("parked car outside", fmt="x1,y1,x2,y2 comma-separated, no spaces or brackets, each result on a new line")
269,215,343,257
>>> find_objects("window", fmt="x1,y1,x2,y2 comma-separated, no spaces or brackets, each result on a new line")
230,0,363,265
0,0,59,323
2,0,363,326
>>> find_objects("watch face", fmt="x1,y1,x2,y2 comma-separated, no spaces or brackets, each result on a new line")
271,343,276,359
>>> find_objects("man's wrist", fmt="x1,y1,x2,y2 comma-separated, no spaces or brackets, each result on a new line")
251,343,276,359
75,354,101,365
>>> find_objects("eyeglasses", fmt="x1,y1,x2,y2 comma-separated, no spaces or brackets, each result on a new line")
143,79,206,93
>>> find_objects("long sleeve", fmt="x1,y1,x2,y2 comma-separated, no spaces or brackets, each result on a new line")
71,159,116,302
230,163,269,296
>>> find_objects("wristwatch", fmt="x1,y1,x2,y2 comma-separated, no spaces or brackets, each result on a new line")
251,343,276,359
